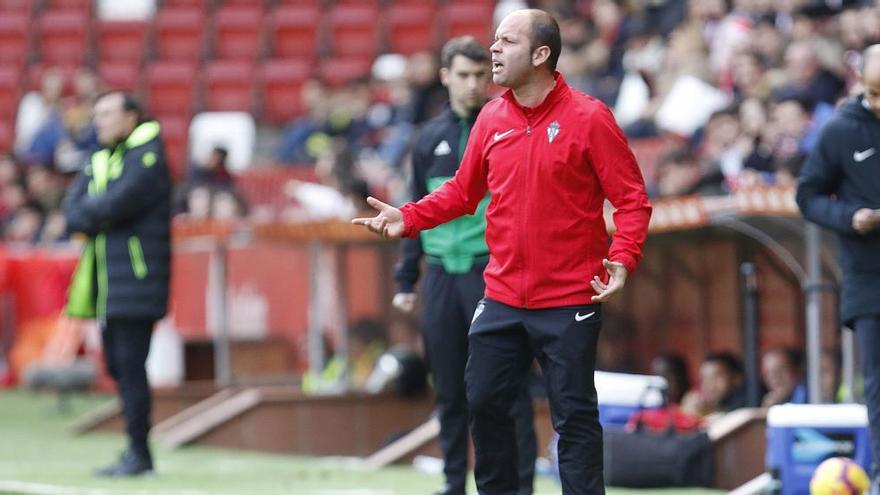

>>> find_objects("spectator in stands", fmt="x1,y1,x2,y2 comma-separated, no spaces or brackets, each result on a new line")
694,106,748,191
55,69,101,173
406,51,447,125
742,94,812,186
24,165,64,214
188,146,233,189
760,348,807,407
682,352,746,417
732,50,771,100
63,91,171,478
651,353,691,405
626,353,703,433
2,203,43,244
15,69,64,160
775,41,845,106
651,147,715,198
275,78,332,165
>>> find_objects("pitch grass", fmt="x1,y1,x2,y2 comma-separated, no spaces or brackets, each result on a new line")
0,391,723,495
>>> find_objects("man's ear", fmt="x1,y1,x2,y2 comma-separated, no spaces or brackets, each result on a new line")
440,67,450,88
531,45,550,68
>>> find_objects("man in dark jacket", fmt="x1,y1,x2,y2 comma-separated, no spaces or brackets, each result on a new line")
797,44,880,493
63,91,171,477
393,36,536,495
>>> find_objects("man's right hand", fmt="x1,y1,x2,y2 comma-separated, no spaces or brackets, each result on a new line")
352,197,405,239
852,208,880,234
392,292,417,314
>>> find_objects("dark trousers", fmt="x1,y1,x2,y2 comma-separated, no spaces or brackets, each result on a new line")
102,318,155,459
467,297,604,495
422,263,536,495
855,315,880,478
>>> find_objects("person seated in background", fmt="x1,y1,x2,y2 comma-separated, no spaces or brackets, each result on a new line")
188,145,233,189
682,352,747,417
627,353,703,433
761,347,807,407
275,78,332,165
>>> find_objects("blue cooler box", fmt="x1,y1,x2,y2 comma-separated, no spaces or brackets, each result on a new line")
766,403,872,495
595,371,666,428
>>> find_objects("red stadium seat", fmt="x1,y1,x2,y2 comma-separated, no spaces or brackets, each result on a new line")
212,6,264,61
154,7,205,62
258,58,311,124
155,115,189,180
98,62,141,93
0,13,29,67
387,3,437,55
268,5,321,61
445,3,494,44
276,0,323,4
318,57,371,87
203,60,255,113
162,0,209,9
0,118,12,153
98,21,147,64
45,0,92,10
146,61,198,117
328,4,379,57
0,0,33,14
37,10,91,68
0,67,20,121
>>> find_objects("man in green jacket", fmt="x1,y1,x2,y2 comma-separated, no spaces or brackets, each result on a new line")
63,91,171,477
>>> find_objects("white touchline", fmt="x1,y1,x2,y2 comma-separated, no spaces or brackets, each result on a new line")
0,480,208,495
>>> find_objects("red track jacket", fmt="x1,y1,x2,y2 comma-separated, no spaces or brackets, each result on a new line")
401,74,652,309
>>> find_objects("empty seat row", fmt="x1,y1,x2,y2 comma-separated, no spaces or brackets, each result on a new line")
0,3,495,69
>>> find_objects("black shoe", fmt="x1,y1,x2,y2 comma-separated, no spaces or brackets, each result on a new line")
432,483,465,495
93,449,154,478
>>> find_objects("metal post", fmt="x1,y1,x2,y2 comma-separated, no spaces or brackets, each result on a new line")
805,223,823,404
307,241,325,379
841,327,856,402
212,241,232,387
335,244,350,386
741,262,761,407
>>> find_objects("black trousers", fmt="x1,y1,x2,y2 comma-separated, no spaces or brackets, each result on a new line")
466,297,604,495
102,318,155,459
422,262,536,495
855,315,880,478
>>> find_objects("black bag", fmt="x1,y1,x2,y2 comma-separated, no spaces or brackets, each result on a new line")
603,425,714,488
602,384,714,488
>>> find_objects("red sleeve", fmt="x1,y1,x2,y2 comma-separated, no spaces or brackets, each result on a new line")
400,115,490,238
587,104,652,273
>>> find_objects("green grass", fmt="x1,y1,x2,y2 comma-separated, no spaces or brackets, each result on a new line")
0,391,723,495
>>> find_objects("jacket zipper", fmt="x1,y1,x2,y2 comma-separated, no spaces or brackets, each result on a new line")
521,122,532,308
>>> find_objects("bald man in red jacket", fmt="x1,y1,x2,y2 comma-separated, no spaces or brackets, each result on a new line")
355,9,651,495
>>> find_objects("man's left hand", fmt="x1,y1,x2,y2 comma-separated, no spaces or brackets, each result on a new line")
591,259,628,303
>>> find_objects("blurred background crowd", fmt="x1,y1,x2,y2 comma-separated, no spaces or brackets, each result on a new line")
0,0,874,246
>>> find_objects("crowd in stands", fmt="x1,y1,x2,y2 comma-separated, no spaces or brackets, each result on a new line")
2,0,877,243
629,346,846,432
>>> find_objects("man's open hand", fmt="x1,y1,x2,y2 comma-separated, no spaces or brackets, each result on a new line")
352,197,405,239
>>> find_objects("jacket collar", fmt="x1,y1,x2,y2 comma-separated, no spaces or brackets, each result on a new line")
501,71,570,117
